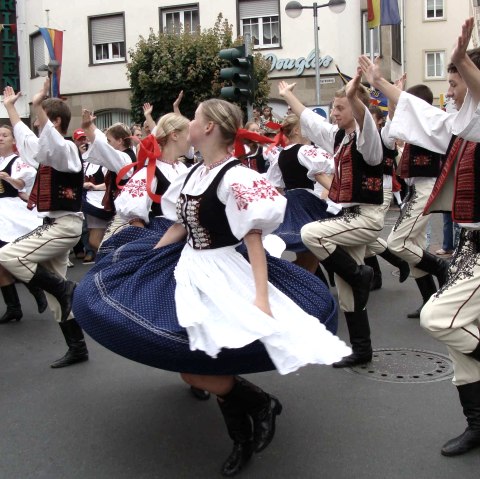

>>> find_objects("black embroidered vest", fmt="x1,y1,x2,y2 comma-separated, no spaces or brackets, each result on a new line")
382,140,397,177
328,130,384,205
0,156,19,198
278,144,315,190
176,160,241,249
149,166,172,218
399,143,443,179
85,164,105,185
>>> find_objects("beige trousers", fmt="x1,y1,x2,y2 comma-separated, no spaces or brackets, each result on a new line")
420,229,480,386
387,179,435,279
0,215,83,322
301,192,390,312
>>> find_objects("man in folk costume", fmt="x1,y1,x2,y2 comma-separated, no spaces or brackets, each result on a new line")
360,17,480,457
382,83,448,318
279,70,385,368
0,79,88,368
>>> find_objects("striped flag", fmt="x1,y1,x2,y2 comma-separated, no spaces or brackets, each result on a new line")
367,0,401,29
38,28,64,97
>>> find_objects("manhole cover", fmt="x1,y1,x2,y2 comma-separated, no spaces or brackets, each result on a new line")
347,348,454,383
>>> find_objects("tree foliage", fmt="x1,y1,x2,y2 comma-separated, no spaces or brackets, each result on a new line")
127,14,271,123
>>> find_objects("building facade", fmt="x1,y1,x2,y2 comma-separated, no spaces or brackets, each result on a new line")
0,0,476,131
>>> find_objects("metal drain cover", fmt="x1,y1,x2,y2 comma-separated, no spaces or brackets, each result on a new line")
347,348,454,383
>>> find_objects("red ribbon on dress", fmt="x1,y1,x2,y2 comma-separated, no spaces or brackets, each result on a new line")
116,134,162,204
234,129,274,158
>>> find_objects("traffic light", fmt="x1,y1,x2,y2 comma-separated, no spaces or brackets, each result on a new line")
219,45,254,102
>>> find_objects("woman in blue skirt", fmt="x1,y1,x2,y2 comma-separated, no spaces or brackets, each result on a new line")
73,99,349,477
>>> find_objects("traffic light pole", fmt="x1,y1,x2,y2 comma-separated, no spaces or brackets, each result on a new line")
244,33,253,120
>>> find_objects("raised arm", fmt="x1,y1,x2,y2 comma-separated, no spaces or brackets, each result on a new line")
359,56,402,107
173,90,184,115
2,86,22,127
32,78,51,132
278,81,306,117
143,102,156,133
81,109,97,143
346,68,367,130
451,17,480,105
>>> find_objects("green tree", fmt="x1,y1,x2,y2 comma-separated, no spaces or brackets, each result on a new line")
127,14,271,123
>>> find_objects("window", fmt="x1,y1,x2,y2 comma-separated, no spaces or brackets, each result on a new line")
362,11,380,58
239,0,280,49
94,109,131,131
391,23,401,64
425,0,444,20
425,51,445,79
159,4,199,33
30,32,46,78
89,14,126,65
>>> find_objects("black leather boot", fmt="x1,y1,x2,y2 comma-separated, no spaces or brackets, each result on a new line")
0,284,23,323
50,319,89,368
217,390,254,477
407,274,437,319
441,381,480,456
234,377,283,453
314,265,328,286
378,248,410,283
415,251,449,287
28,265,76,322
24,283,48,314
333,310,373,368
321,247,373,312
365,256,382,291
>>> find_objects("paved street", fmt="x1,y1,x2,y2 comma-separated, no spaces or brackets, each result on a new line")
1,210,480,478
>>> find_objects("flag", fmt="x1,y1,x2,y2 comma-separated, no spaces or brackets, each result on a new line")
38,28,64,98
367,0,401,29
336,64,388,115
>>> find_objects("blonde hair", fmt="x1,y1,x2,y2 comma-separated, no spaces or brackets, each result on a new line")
106,123,132,148
335,85,371,108
200,99,243,146
280,114,300,139
155,113,190,147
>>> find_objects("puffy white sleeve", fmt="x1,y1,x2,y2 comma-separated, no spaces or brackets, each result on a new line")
35,121,82,173
114,167,154,224
85,129,133,175
13,122,39,168
297,145,335,180
220,165,286,239
389,91,455,154
380,119,396,150
11,157,37,193
356,106,383,166
299,108,337,154
158,169,191,222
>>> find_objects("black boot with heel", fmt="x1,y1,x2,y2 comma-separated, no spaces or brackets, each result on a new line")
0,283,23,323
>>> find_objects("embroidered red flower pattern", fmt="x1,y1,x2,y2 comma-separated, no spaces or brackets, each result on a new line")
123,178,146,198
413,155,432,167
59,187,76,199
231,178,279,210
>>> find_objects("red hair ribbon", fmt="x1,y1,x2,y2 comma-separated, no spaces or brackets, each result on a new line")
234,128,274,158
263,121,282,131
116,134,160,187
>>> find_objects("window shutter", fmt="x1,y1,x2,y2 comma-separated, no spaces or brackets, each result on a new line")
239,0,278,19
33,34,45,71
91,15,125,45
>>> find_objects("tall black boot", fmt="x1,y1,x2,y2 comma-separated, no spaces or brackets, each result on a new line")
234,377,283,453
378,248,410,283
217,387,254,477
0,284,23,323
441,381,480,456
407,274,437,319
50,319,89,368
415,251,449,287
365,256,382,291
321,247,373,312
24,283,48,314
314,265,328,286
332,310,373,368
28,265,76,322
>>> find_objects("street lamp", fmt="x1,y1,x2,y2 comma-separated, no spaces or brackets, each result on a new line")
36,59,61,97
285,0,346,106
